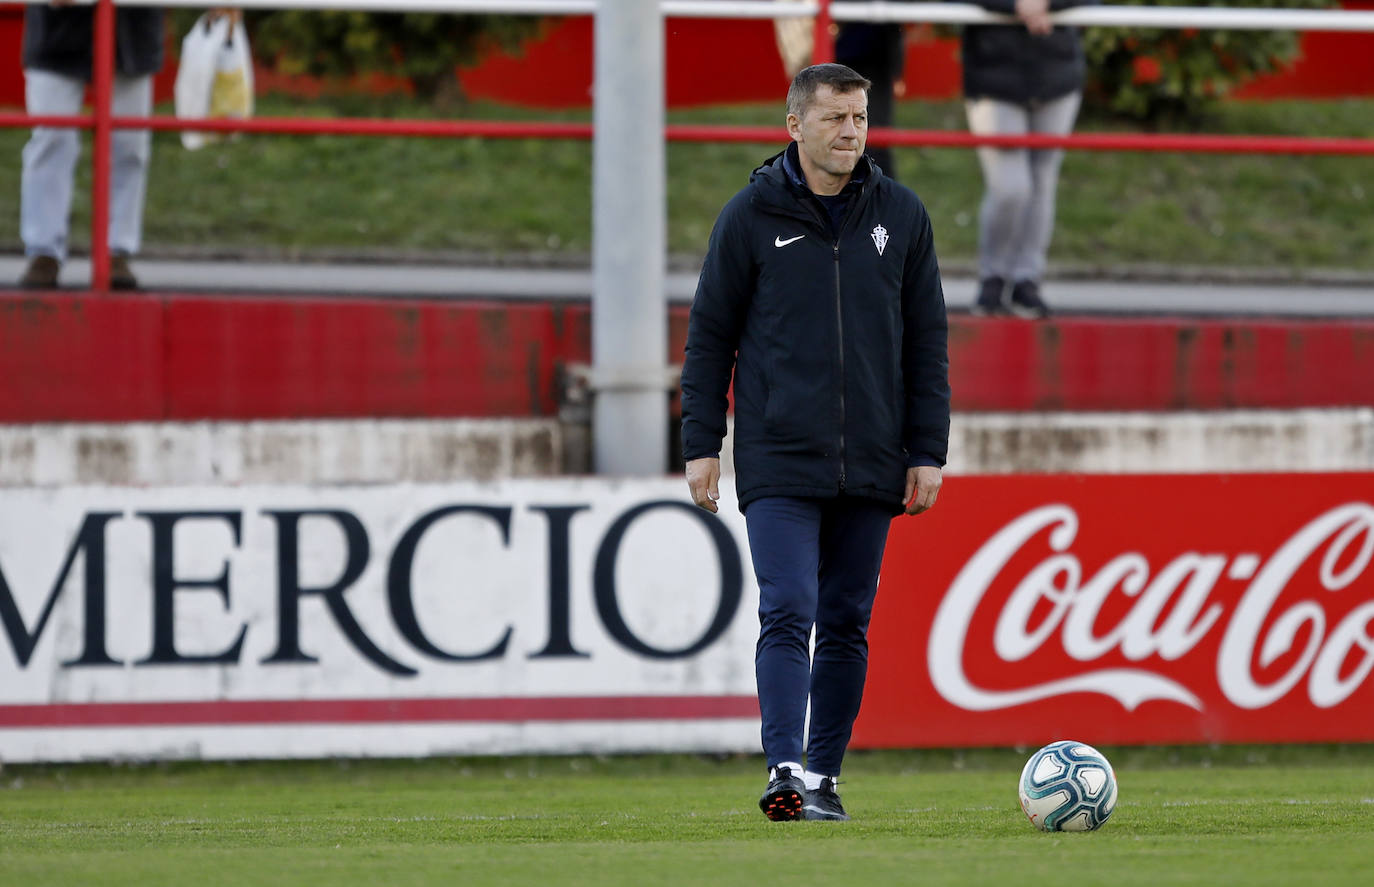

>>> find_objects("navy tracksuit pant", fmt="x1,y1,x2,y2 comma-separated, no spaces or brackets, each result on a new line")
745,495,893,776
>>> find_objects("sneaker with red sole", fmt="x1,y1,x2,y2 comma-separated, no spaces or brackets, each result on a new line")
758,765,806,821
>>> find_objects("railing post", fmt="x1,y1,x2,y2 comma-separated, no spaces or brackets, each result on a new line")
90,0,115,294
591,0,668,475
813,0,834,64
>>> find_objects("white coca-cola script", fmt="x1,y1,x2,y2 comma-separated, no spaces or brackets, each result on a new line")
927,503,1374,712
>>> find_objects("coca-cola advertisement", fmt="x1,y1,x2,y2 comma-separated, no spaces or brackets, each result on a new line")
857,473,1374,748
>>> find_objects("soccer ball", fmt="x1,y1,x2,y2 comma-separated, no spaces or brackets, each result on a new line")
1018,740,1117,832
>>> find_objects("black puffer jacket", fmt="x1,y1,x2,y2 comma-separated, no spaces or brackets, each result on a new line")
961,0,1097,104
23,5,165,81
680,148,950,514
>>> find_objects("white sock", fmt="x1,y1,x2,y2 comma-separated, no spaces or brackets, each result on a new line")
772,761,804,780
804,770,834,791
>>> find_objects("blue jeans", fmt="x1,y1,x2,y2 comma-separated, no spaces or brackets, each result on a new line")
746,495,892,776
21,68,153,261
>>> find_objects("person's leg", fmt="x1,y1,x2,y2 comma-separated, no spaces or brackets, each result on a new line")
965,98,1033,285
862,66,896,179
746,496,823,772
836,23,903,180
804,497,892,779
21,69,86,264
1009,91,1083,285
748,496,823,821
109,73,154,258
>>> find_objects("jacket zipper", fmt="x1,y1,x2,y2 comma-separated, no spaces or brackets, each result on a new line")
771,171,872,495
830,178,872,494
783,195,849,491
833,242,846,491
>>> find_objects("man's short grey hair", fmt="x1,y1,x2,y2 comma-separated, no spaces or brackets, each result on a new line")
786,63,872,119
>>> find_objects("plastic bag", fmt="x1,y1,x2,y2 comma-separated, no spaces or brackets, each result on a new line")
174,12,255,151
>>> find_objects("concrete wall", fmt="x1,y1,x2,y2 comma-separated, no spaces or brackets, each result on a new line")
2,408,1369,487
947,408,1374,475
0,418,565,487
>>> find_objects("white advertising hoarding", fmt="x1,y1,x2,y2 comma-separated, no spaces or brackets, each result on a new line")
0,479,762,762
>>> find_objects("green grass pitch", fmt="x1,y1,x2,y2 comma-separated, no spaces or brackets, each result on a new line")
2,745,1373,886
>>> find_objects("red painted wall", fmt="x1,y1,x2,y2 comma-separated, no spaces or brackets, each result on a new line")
1236,1,1374,99
2,5,1373,110
2,7,26,107
454,8,1374,107
1,291,1372,423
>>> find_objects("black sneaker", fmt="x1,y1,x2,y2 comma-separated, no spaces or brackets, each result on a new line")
19,255,60,290
758,766,806,821
803,777,850,821
110,254,140,291
971,276,1007,316
1009,279,1051,319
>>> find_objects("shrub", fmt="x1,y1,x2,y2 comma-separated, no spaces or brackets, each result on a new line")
1081,0,1337,123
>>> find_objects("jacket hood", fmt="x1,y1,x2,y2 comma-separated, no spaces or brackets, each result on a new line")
749,144,882,192
749,149,788,184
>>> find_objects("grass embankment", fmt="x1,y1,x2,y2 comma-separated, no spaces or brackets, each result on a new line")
0,96,1371,271
2,745,1373,886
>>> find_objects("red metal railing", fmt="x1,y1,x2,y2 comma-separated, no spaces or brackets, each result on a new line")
90,0,115,292
7,112,1371,158
812,0,833,64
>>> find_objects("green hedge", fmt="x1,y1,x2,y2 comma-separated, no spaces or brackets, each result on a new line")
1081,0,1337,122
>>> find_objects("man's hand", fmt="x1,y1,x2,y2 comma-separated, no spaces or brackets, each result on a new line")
904,465,943,516
686,457,722,513
1015,0,1054,35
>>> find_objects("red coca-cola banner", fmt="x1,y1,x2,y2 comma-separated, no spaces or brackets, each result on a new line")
857,473,1374,747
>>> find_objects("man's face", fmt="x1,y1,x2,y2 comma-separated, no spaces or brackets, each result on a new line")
787,85,868,188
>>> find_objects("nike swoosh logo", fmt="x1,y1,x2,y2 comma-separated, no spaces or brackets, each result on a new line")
802,804,846,818
774,235,805,248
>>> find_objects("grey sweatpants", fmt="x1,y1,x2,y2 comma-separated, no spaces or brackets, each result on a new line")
966,92,1081,284
21,68,153,261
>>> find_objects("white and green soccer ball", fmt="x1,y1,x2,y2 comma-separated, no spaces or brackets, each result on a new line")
1018,740,1117,832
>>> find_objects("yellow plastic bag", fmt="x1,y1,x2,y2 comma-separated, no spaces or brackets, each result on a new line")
174,12,254,150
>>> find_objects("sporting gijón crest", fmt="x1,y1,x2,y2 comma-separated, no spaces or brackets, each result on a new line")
871,224,888,256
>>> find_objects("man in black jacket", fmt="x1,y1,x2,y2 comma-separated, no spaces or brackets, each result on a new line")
680,63,950,822
18,0,165,290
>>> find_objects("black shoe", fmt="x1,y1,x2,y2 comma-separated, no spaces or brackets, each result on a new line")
110,254,140,291
803,777,850,821
19,255,60,290
971,276,1007,316
758,766,806,822
1009,279,1051,319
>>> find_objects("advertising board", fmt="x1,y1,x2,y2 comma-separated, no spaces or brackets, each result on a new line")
3,474,1371,760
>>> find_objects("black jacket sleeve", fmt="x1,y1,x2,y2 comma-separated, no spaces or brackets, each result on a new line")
680,195,755,462
900,204,951,468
